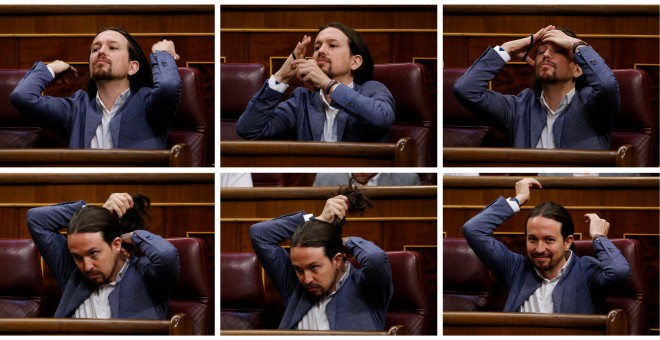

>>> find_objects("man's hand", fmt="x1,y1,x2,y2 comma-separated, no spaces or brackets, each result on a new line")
585,213,610,239
47,60,78,81
501,24,555,66
316,195,349,224
273,35,311,84
540,29,583,55
152,39,179,60
103,193,134,218
514,178,542,206
291,58,331,90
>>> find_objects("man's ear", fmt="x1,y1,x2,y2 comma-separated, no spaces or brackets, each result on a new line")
350,55,363,71
332,252,344,268
564,234,574,251
112,237,122,254
572,64,583,79
128,60,140,76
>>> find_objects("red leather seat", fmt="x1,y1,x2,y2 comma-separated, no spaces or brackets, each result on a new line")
0,239,45,317
167,237,212,335
574,239,648,335
385,251,428,335
443,238,492,311
167,67,210,167
610,69,657,167
220,252,266,329
374,63,435,167
220,63,268,141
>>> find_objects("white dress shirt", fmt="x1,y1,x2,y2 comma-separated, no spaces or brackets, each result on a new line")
90,88,131,149
73,259,130,318
297,262,351,330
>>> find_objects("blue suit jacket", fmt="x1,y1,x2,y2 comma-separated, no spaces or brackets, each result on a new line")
249,212,393,330
236,80,395,142
11,51,181,149
27,201,180,318
453,46,620,149
463,197,630,313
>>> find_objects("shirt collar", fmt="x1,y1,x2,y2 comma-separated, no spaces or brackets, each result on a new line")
95,87,131,113
103,258,130,288
540,88,576,116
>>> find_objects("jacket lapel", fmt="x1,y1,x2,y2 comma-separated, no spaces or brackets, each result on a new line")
530,99,545,148
84,98,102,148
309,94,324,141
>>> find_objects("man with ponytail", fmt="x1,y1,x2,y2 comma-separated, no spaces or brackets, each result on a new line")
27,192,179,319
462,178,630,314
249,182,393,330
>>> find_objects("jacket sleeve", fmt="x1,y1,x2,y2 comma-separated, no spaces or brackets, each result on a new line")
249,211,305,303
144,51,182,133
462,197,526,289
329,81,395,135
236,81,297,140
10,61,76,132
452,47,522,130
131,230,181,299
345,237,393,310
587,236,631,292
26,201,85,287
573,46,620,135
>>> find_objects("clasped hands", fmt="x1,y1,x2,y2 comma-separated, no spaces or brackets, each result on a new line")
501,25,583,66
274,35,331,89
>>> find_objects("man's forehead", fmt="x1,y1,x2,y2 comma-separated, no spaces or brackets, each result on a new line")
92,30,128,45
290,246,326,264
315,27,348,43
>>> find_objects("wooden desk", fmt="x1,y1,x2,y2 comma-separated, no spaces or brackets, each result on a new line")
0,143,192,167
443,310,628,335
220,138,417,167
0,314,191,335
222,324,405,335
443,145,638,167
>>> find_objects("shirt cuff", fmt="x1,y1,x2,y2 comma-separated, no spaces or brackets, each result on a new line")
494,45,512,63
46,65,56,79
267,75,289,93
506,197,521,213
303,213,314,222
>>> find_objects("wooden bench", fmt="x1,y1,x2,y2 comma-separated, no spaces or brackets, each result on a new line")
443,144,638,167
443,310,628,335
220,138,417,167
222,324,406,335
0,313,192,335
0,143,192,167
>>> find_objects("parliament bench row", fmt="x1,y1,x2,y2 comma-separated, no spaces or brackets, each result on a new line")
0,237,211,335
444,238,649,335
0,67,210,167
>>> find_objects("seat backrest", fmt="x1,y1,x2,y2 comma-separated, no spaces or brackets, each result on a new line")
374,63,435,167
220,252,266,330
0,69,69,148
0,238,45,317
611,69,657,167
442,238,492,311
167,237,211,335
574,238,647,335
220,63,268,141
384,251,428,335
167,67,209,167
442,68,509,147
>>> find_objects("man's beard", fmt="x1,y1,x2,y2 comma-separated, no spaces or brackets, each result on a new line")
91,63,118,81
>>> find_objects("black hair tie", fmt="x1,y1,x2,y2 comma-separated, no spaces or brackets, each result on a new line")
521,34,534,61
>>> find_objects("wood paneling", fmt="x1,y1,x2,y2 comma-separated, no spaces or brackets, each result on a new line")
220,6,437,66
220,186,437,252
0,173,214,238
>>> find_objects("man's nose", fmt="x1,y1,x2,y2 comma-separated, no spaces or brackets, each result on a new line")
83,258,94,272
303,272,314,284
